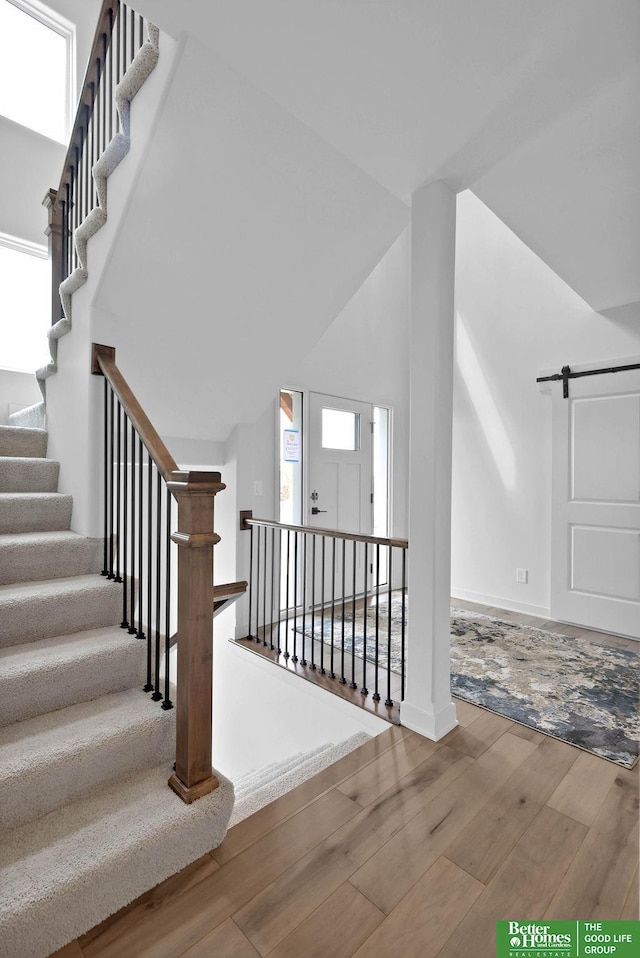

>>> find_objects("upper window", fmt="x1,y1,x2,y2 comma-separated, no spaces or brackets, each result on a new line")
0,233,50,373
0,0,74,142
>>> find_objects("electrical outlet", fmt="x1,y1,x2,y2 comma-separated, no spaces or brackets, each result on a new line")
253,480,263,496
516,568,528,584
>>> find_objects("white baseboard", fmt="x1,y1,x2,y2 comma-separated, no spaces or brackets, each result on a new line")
451,588,550,620
400,700,458,741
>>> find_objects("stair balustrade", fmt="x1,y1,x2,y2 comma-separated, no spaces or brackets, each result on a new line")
44,1,149,324
240,514,408,719
92,343,228,804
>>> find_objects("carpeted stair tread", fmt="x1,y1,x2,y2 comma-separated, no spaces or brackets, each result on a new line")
0,687,176,831
0,627,145,726
0,763,234,958
230,732,371,827
0,574,121,646
0,492,72,533
0,425,47,458
0,457,59,493
233,743,332,798
0,530,102,584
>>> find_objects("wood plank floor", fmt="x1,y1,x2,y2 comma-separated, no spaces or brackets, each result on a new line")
54,607,639,958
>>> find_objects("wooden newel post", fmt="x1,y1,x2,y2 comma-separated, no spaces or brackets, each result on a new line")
167,469,226,804
43,188,64,326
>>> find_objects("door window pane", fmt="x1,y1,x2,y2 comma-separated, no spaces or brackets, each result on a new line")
322,408,359,451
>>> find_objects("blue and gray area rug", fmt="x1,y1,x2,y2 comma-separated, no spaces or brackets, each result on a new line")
295,593,639,768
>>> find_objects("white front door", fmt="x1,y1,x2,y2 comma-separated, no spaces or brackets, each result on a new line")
308,392,373,535
550,367,640,638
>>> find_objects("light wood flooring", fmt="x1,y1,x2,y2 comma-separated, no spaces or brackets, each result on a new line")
54,603,639,958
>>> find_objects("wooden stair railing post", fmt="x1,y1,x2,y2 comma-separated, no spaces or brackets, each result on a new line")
91,343,226,805
167,470,226,804
43,188,64,325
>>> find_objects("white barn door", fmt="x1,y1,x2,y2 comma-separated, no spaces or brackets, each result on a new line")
550,366,640,639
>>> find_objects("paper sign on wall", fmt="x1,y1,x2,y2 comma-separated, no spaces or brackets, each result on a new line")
283,429,300,462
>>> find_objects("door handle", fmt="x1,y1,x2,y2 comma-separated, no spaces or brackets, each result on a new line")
311,507,327,515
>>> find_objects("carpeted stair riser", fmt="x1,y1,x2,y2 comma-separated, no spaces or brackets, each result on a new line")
0,576,122,647
0,425,47,458
231,732,371,827
0,765,234,958
233,744,331,798
0,532,103,585
0,628,147,727
0,688,176,830
7,402,46,430
0,492,72,533
0,457,59,493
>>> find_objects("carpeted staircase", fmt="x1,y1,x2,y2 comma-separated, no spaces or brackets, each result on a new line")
0,424,234,958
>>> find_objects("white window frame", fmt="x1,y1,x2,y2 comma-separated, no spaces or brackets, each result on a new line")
4,0,76,141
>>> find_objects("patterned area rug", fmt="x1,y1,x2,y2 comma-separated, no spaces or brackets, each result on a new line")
295,592,639,768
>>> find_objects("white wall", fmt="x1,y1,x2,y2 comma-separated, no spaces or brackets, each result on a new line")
0,369,42,423
452,190,640,616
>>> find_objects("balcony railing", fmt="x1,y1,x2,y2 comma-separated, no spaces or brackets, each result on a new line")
240,514,408,719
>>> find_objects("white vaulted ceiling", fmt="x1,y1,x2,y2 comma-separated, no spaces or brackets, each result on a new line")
135,0,640,317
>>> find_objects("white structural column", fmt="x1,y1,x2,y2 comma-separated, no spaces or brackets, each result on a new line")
400,179,458,740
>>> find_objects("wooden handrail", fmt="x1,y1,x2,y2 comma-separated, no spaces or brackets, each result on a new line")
92,343,180,482
212,581,249,601
92,342,226,804
242,514,408,550
57,1,118,202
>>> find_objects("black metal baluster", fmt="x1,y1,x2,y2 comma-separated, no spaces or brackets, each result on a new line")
101,378,109,575
262,518,268,646
152,466,162,701
121,6,127,82
284,529,290,658
269,526,275,650
319,536,325,674
137,436,144,641
120,410,129,626
130,7,135,61
108,386,115,577
163,485,173,709
361,542,368,696
301,531,307,658
71,153,77,269
247,523,254,639
89,82,96,207
114,401,122,582
255,525,261,644
64,182,71,280
401,548,407,702
128,420,137,634
329,536,336,679
291,531,298,662
108,8,113,139
144,449,153,692
101,33,107,156
372,543,380,701
385,547,394,707
350,539,357,689
340,537,346,684
309,535,316,669
276,529,282,654
139,14,144,49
